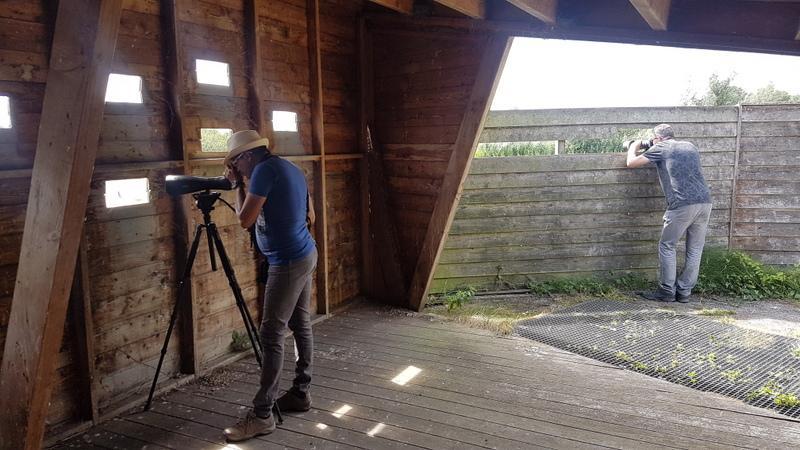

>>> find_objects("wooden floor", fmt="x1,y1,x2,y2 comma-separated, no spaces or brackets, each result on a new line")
52,304,800,449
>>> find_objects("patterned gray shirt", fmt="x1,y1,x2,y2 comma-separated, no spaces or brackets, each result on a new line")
643,139,711,210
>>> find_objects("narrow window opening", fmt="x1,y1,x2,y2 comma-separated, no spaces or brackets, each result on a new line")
0,96,12,128
196,59,230,86
200,128,233,152
105,74,143,103
105,178,150,208
272,110,298,132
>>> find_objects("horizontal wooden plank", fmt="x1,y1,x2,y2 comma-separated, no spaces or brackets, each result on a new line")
464,166,733,189
740,121,800,137
741,104,800,122
435,254,663,278
739,136,800,151
485,107,739,128
445,223,730,250
461,180,732,204
481,122,738,142
469,152,733,174
453,195,730,220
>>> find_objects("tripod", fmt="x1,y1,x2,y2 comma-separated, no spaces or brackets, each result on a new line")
144,190,273,420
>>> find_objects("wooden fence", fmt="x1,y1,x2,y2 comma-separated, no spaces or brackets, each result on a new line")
431,106,800,293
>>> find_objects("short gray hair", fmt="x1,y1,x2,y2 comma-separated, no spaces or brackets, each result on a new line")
653,124,674,139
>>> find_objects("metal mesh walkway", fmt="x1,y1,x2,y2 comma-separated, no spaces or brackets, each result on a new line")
515,299,800,418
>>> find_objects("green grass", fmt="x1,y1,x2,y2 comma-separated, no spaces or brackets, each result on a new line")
230,330,252,352
697,308,736,317
774,393,800,408
475,142,555,157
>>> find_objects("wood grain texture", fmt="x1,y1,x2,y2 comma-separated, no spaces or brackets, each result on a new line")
0,1,123,448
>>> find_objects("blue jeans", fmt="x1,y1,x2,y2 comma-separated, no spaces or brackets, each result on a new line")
252,248,317,417
657,203,712,297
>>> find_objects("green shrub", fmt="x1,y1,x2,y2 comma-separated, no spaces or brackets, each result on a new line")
696,247,800,300
442,286,477,311
527,278,615,296
475,142,554,157
230,330,252,352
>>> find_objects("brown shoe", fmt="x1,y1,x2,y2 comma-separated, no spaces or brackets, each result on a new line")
276,388,311,412
224,411,275,442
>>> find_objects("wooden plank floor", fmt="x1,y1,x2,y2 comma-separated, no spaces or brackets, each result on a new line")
52,304,800,449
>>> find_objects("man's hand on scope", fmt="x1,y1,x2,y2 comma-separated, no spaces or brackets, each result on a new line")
224,165,243,189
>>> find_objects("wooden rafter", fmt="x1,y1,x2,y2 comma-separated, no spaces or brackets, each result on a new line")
629,0,671,31
369,0,414,15
0,0,123,447
434,0,486,19
408,34,512,311
506,0,557,24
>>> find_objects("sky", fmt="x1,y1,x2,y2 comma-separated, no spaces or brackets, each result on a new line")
491,37,800,110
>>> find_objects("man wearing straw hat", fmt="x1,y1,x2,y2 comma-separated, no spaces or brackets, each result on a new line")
221,130,317,442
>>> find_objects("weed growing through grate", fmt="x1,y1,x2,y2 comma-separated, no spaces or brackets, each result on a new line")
686,371,699,384
775,393,800,408
792,347,800,358
721,369,744,383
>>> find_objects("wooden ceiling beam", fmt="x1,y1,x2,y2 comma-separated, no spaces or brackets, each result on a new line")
0,0,122,448
629,0,671,31
369,0,414,15
433,0,486,19
506,0,557,24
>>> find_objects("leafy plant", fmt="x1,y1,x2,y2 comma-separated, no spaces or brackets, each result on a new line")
696,247,800,300
721,369,743,383
442,286,477,311
697,308,736,317
774,393,800,408
686,371,699,385
230,330,252,352
475,142,555,157
527,278,615,296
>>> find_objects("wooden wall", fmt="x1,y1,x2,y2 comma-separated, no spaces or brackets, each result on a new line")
370,29,490,284
321,0,363,306
732,104,800,265
0,0,365,439
432,107,740,292
432,105,800,292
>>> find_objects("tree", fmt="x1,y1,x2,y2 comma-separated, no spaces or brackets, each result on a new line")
745,82,800,104
683,74,747,106
684,74,800,106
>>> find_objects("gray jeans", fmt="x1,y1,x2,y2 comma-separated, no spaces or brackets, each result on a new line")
252,247,317,417
657,203,713,297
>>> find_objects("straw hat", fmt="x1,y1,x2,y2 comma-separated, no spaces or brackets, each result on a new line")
223,130,269,166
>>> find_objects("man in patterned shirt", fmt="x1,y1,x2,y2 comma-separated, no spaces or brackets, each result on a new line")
626,124,713,303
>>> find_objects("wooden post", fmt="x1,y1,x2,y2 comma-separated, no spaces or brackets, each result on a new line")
161,0,198,374
68,240,98,423
729,103,743,250
0,0,123,447
408,35,511,311
555,139,564,155
307,0,330,315
358,17,375,297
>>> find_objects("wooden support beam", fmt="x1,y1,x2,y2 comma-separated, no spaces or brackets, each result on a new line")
434,0,486,19
369,0,414,15
629,0,671,31
307,0,330,315
506,0,557,24
0,0,123,448
68,241,98,423
408,34,511,311
160,0,198,375
358,17,375,297
245,0,269,138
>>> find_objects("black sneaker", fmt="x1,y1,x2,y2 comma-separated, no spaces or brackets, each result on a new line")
276,387,311,412
676,293,691,303
637,291,674,302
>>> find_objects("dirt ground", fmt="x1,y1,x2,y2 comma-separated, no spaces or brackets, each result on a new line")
425,291,800,339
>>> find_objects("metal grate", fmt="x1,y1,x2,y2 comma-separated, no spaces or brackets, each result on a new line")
515,299,800,418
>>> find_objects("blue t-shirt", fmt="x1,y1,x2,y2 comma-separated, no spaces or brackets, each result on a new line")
643,139,712,210
248,156,315,265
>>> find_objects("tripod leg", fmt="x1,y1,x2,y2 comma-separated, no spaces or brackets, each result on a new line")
207,223,263,365
145,224,205,411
